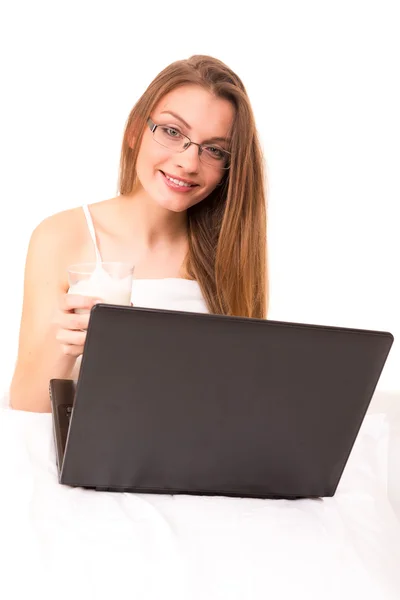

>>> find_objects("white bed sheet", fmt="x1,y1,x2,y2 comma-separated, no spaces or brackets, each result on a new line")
0,402,400,600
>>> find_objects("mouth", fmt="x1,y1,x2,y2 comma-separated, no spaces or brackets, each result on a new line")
160,170,199,190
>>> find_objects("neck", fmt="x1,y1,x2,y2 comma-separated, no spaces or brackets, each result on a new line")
120,188,188,249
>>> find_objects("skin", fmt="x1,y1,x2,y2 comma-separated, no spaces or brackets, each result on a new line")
9,84,235,412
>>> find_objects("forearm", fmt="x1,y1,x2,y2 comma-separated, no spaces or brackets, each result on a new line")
9,335,77,413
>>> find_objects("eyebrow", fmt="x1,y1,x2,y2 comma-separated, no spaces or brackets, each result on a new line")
159,110,230,144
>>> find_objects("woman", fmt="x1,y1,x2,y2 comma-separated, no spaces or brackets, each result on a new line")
10,54,268,412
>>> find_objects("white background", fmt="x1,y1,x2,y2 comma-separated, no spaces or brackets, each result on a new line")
0,0,399,392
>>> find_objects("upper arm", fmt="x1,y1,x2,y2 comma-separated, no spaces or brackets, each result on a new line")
14,213,77,366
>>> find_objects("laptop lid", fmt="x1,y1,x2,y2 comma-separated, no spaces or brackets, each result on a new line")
59,304,393,498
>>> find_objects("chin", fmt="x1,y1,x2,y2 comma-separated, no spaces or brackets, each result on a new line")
155,194,197,213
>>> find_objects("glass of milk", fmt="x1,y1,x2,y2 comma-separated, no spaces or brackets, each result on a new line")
67,262,134,310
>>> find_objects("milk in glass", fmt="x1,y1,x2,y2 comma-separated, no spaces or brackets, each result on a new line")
68,262,133,311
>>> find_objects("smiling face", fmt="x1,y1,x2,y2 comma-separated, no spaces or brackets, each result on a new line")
134,85,235,212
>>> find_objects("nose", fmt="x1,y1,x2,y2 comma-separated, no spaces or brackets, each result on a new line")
174,142,200,174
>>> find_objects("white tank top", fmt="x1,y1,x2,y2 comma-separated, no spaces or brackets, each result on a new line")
81,205,209,314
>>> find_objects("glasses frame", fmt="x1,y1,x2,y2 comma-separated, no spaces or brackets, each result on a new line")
147,117,231,170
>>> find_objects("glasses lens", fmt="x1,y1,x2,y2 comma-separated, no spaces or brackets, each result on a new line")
200,146,230,169
153,126,187,150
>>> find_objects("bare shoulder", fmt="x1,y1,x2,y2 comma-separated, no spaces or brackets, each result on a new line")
29,197,121,265
32,206,81,241
27,206,93,276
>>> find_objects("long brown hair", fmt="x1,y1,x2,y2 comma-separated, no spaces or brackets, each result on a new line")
118,55,268,318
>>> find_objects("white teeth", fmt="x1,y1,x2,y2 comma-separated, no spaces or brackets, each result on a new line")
165,174,193,187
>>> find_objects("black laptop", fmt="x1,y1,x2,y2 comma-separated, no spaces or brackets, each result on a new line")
50,304,393,499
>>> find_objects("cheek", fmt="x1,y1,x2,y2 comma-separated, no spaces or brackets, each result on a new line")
136,142,167,186
137,139,157,168
192,177,222,206
204,171,223,192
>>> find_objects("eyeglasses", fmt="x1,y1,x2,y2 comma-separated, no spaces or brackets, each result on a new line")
147,117,231,169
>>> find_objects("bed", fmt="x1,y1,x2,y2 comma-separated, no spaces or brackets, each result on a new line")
1,387,399,600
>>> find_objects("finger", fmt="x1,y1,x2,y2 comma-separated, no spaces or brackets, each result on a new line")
60,344,85,357
58,311,91,332
62,294,103,313
56,329,87,347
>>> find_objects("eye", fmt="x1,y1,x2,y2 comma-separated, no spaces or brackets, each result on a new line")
160,126,183,139
204,146,225,159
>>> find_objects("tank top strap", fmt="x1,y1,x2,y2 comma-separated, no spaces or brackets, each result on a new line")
82,204,102,263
